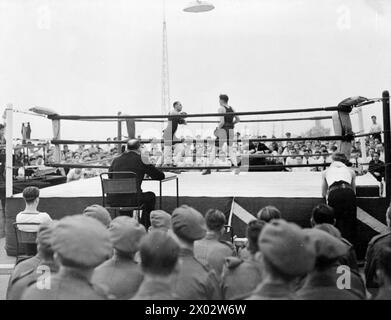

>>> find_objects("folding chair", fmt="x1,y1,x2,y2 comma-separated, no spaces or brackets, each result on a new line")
13,222,40,265
100,172,144,220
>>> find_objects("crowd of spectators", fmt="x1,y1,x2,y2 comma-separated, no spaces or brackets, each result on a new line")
10,116,386,183
7,185,391,300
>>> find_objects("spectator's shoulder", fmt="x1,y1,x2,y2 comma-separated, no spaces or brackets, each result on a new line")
11,268,35,285
219,240,236,252
368,231,391,247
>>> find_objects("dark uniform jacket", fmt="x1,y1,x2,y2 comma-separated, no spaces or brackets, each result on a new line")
221,256,263,300
6,255,41,299
374,288,391,300
132,279,178,300
92,255,144,299
109,150,165,193
194,234,236,279
246,282,298,300
339,238,359,272
297,265,365,300
21,269,111,300
172,248,222,300
364,231,391,295
7,260,58,300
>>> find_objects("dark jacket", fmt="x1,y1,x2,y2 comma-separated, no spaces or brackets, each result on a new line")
7,260,58,300
364,231,391,295
132,279,177,300
21,269,111,300
172,248,222,300
221,256,263,300
92,255,144,300
375,288,391,300
109,150,165,192
194,234,236,279
297,265,365,300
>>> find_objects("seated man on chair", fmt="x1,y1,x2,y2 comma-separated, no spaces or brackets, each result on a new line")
108,139,165,229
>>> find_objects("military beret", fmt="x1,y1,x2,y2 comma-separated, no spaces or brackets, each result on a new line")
109,216,146,254
171,205,206,242
51,215,112,268
258,220,316,277
305,228,347,260
36,220,58,253
150,210,171,231
83,205,112,228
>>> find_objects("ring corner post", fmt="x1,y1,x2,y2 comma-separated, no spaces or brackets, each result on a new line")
117,111,122,155
5,104,13,198
52,118,61,163
382,90,391,200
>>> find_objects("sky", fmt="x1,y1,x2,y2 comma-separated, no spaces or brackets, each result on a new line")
0,0,390,141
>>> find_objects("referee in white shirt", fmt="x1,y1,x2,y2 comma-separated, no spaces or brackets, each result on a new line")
321,152,357,245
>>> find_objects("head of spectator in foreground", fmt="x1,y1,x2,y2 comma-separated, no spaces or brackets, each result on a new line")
36,221,59,270
109,216,146,259
304,228,347,271
83,205,112,228
204,209,226,238
257,206,282,223
139,230,180,281
171,205,206,248
246,220,266,256
311,204,336,227
22,186,40,209
331,152,348,164
51,215,112,278
127,139,141,152
377,245,391,288
258,220,316,283
149,210,171,232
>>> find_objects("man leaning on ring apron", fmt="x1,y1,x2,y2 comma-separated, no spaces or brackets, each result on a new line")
321,152,357,246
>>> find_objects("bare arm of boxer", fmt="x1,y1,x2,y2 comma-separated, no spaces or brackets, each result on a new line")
232,108,240,124
350,169,357,194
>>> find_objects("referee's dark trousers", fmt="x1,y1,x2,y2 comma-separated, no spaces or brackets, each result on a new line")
327,181,357,246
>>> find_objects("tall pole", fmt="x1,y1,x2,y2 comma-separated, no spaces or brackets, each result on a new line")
5,104,13,198
161,0,170,120
117,111,122,155
382,90,391,200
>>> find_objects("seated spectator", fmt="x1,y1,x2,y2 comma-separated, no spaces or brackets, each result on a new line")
92,216,146,299
7,221,59,300
22,215,113,300
374,245,391,300
365,206,391,296
297,228,362,300
368,152,385,182
221,220,265,300
246,220,316,300
170,205,221,300
310,204,358,271
257,206,281,223
132,231,180,300
149,210,171,232
194,209,236,278
16,187,52,232
83,205,112,228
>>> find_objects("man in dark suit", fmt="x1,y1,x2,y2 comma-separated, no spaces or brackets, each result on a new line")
108,139,165,228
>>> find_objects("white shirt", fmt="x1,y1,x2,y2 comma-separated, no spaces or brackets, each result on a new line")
324,161,353,186
16,211,52,232
370,123,382,133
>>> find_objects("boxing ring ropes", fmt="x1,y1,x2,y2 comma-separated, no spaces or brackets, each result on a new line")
3,90,391,201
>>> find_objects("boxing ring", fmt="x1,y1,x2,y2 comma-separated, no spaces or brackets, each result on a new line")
3,91,391,259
